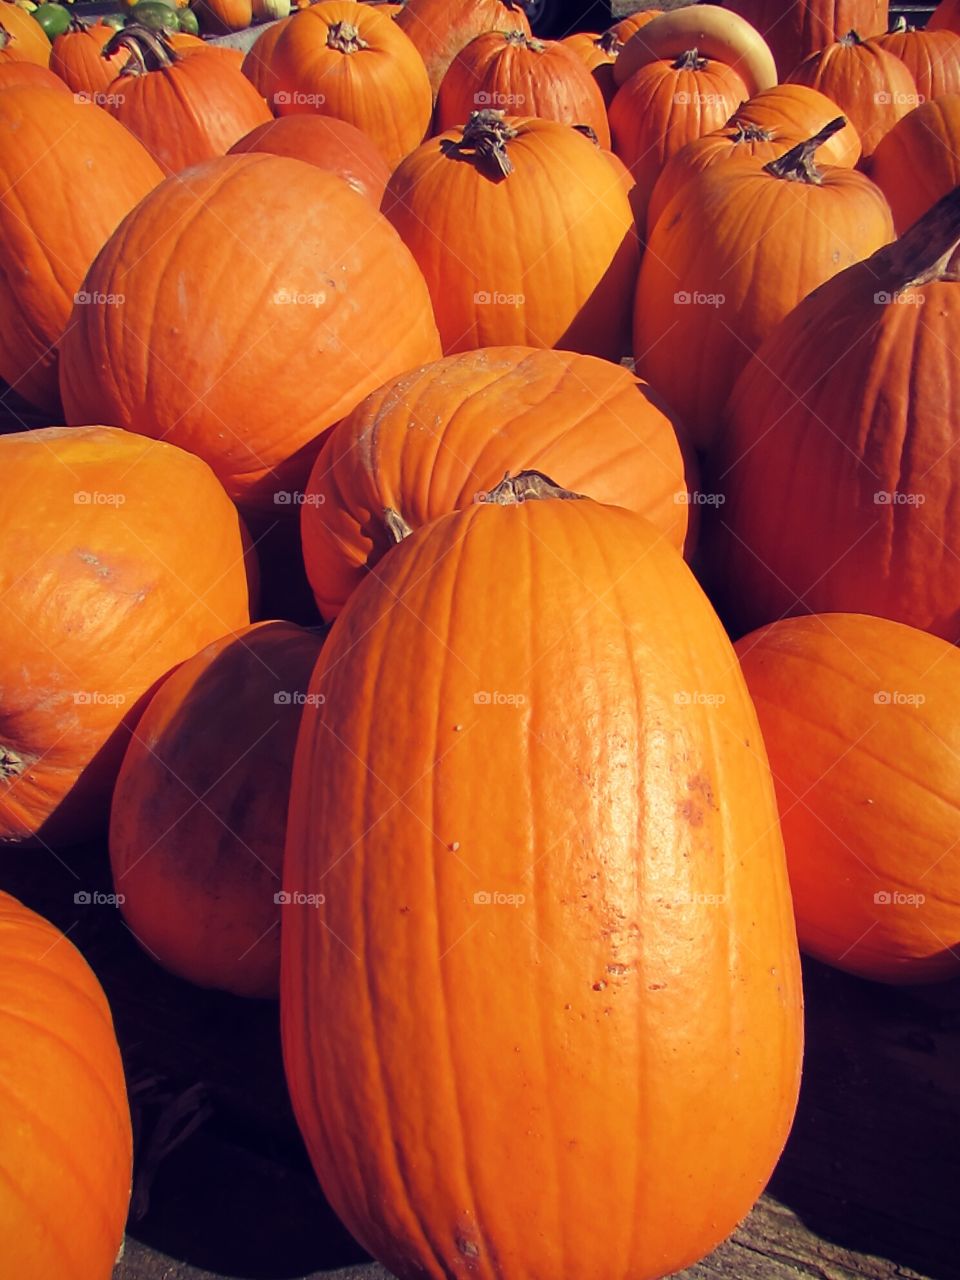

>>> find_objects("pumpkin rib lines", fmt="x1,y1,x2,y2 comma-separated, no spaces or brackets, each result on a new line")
0,1158,87,1278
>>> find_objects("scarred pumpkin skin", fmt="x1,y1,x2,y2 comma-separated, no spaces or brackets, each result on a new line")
869,27,960,100
300,347,696,618
870,94,960,231
395,0,531,97
0,892,132,1278
726,0,887,78
59,154,442,517
51,19,128,96
0,426,255,846
110,621,324,999
229,111,391,203
282,489,804,1280
0,85,162,413
0,1,52,66
736,614,960,984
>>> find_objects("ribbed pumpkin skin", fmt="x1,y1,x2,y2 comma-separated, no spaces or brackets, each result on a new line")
634,158,893,449
283,496,803,1280
0,1,51,66
0,892,132,1278
870,95,960,231
870,28,960,100
0,427,255,845
436,31,611,146
733,83,863,164
726,0,886,77
270,1,432,169
561,31,621,106
240,13,290,96
395,0,531,97
0,86,162,413
110,621,324,998
229,113,390,202
383,118,637,359
301,347,696,618
736,614,960,984
51,21,127,96
785,34,919,156
59,154,441,516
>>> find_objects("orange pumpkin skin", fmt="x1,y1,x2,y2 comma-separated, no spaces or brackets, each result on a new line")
609,9,664,41
110,621,324,999
270,2,431,169
736,614,960,984
870,94,960,231
726,0,887,78
733,83,863,165
0,1,51,66
0,59,69,91
383,114,638,360
929,0,960,32
0,892,132,1277
301,347,696,618
0,426,255,846
785,31,919,157
51,20,128,97
0,86,162,413
241,13,292,96
609,52,749,230
395,0,531,97
561,29,622,106
634,142,893,449
60,154,441,516
436,30,611,146
193,0,252,34
708,195,960,641
282,491,804,1280
229,113,390,202
870,27,960,100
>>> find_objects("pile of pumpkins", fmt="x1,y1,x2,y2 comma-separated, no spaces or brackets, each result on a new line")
1,0,959,1276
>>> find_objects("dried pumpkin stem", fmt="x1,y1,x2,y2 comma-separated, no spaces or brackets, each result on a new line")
453,110,519,179
326,21,369,54
839,29,863,44
103,24,178,72
673,47,708,70
476,470,585,506
763,116,846,185
572,123,600,145
383,508,413,544
728,121,774,142
873,183,960,289
597,30,624,55
0,747,25,780
0,24,10,50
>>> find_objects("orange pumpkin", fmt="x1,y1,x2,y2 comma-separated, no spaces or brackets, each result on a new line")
110,621,324,998
924,0,960,33
0,85,162,413
229,113,391,202
436,29,611,146
395,0,531,97
383,112,638,359
785,29,920,156
0,426,255,845
270,1,431,168
102,25,272,174
283,476,803,1280
0,59,69,90
0,892,132,1277
240,12,292,96
0,1,51,66
608,9,664,42
726,0,887,77
736,614,960,984
561,29,622,106
301,347,696,618
51,17,128,97
869,24,960,100
708,185,960,641
635,119,893,448
733,82,863,164
60,154,441,517
193,0,252,34
870,93,960,231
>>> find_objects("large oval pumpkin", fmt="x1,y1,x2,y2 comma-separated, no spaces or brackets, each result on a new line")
282,475,803,1280
0,892,132,1277
395,0,531,97
736,613,960,984
0,426,255,845
110,621,324,998
300,347,695,618
869,93,960,231
59,153,441,518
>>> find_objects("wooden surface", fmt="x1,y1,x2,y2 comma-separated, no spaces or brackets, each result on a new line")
4,837,959,1280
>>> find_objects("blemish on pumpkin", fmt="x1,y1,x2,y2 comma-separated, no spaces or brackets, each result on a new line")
453,724,463,732
648,981,667,991
399,906,411,914
606,963,628,976
448,841,460,852
687,772,717,810
77,550,111,578
592,980,607,991
457,1237,480,1258
678,797,704,827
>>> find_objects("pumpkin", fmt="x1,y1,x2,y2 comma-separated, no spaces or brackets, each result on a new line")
561,29,622,106
0,57,68,89
282,473,803,1280
193,0,252,33
395,0,531,98
229,113,390,203
870,93,960,231
707,184,960,640
270,1,431,169
920,0,960,33
60,154,441,517
101,25,272,174
732,81,862,163
0,85,161,413
0,0,51,65
382,111,638,360
240,12,292,97
0,892,132,1277
609,50,750,232
0,426,255,845
608,9,664,42
614,5,778,95
110,620,324,999
301,347,696,618
50,16,129,97
436,30,611,147
869,22,960,100
785,30,919,157
736,614,960,984
726,0,887,77
635,119,893,449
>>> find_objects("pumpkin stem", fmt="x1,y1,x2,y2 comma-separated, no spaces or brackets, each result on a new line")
763,116,845,185
383,508,413,544
0,23,10,51
888,14,909,30
874,183,960,289
572,123,600,145
475,470,585,506
103,24,179,72
326,21,369,53
729,121,774,142
597,30,623,55
68,13,94,31
0,747,25,780
450,109,519,179
673,47,708,70
839,29,863,44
